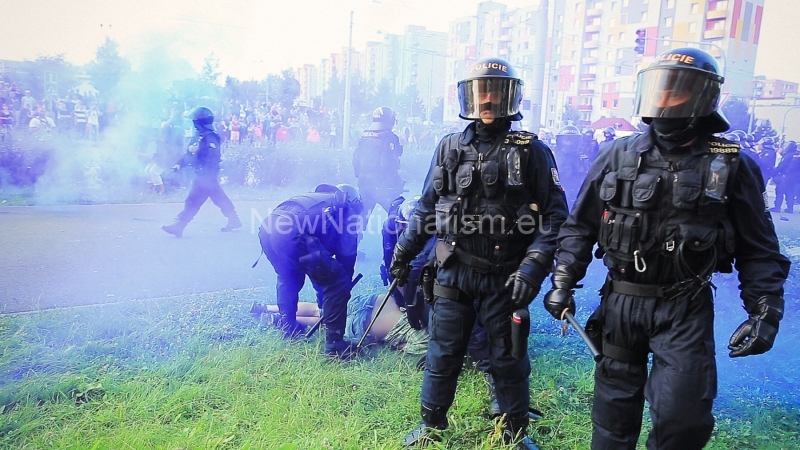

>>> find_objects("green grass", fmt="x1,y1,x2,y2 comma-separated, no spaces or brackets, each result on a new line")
0,291,798,449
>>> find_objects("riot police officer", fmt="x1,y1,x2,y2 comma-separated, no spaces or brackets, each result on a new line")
602,126,616,143
772,141,800,213
352,106,404,228
162,107,241,237
543,48,790,449
756,136,777,184
580,127,600,162
258,183,363,359
552,124,586,205
391,57,568,449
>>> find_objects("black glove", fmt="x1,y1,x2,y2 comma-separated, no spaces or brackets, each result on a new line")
543,265,577,320
389,243,413,287
505,252,551,308
728,295,784,358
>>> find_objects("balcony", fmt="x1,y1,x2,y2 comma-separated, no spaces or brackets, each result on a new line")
500,34,512,41
579,89,595,96
585,23,601,33
706,9,727,20
583,40,599,49
703,29,725,40
587,8,602,17
501,20,513,28
577,104,594,111
580,73,596,80
582,57,598,65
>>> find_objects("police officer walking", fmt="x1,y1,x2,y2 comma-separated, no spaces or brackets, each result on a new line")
552,125,586,205
352,106,404,229
258,183,363,359
543,48,790,449
580,127,600,163
772,140,800,213
162,107,242,237
391,57,568,449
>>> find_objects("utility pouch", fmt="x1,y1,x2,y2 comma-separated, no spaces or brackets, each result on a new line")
599,171,619,203
434,200,461,235
421,264,436,305
434,240,456,268
606,208,641,255
481,160,500,198
456,162,476,195
584,306,604,356
703,154,730,202
433,165,449,196
631,173,660,210
673,171,702,209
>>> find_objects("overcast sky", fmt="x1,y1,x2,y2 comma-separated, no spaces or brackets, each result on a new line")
0,0,797,82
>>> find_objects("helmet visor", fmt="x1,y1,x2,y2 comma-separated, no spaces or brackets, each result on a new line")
458,78,523,120
633,68,721,119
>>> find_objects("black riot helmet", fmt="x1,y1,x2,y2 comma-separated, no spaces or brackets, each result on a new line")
603,126,616,140
315,183,363,215
190,106,215,132
634,47,729,139
368,106,396,131
556,125,582,148
457,57,524,122
395,195,421,233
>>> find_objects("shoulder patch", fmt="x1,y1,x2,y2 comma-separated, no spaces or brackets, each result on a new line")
504,131,537,146
709,140,740,154
551,168,561,186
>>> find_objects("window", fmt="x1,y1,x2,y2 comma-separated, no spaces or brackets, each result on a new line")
602,100,608,107
641,12,648,21
610,18,617,27
574,19,581,28
662,36,671,45
619,32,626,42
605,67,613,76
691,3,699,14
667,0,675,8
617,48,624,58
576,3,581,11
558,14,564,23
623,0,629,6
524,42,529,49
549,120,554,127
688,22,697,33
613,99,619,108
555,45,561,54
611,1,617,9
606,51,613,60
550,105,555,113
665,17,672,27
569,81,574,90
594,2,603,8
571,50,577,59
608,35,614,44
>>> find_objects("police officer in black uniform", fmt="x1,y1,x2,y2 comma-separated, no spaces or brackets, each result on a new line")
258,183,363,358
353,106,404,228
162,106,242,237
552,124,586,205
772,140,800,213
543,48,790,449
391,57,568,449
580,127,601,163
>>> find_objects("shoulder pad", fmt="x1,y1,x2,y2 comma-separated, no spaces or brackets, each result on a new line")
708,136,740,154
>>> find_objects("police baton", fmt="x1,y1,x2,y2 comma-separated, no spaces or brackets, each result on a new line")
562,310,602,362
305,273,363,339
356,278,400,349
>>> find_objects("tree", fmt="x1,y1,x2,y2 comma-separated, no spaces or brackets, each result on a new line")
200,53,221,86
19,55,79,100
86,37,131,100
370,78,396,111
562,106,581,127
430,97,444,124
753,119,778,142
322,67,343,113
397,83,425,121
721,98,751,133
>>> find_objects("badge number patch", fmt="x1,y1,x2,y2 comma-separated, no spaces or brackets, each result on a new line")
551,168,561,186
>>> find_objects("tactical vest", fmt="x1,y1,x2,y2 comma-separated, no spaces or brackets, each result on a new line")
358,130,400,173
272,192,343,236
597,136,741,280
431,131,541,241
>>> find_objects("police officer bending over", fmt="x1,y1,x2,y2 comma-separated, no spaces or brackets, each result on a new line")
543,48,790,450
258,184,363,359
391,58,568,449
162,107,242,237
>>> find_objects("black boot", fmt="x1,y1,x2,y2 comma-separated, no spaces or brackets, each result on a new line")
487,374,501,418
402,404,448,447
502,414,540,450
161,221,187,237
324,329,358,360
221,215,242,232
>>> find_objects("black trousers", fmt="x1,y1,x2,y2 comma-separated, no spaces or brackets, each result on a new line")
592,287,716,450
176,175,237,224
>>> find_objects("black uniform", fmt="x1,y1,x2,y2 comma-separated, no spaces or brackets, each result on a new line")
552,129,790,449
772,143,800,213
172,130,239,226
352,127,404,224
259,191,358,351
396,120,568,430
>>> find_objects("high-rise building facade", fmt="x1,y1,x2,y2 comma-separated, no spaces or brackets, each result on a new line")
543,0,765,131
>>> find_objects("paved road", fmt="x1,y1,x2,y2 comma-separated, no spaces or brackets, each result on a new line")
0,200,387,314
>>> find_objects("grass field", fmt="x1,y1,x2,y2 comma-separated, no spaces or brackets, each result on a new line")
0,289,798,449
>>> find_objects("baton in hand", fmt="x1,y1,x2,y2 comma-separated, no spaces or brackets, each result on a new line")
562,310,602,362
356,278,399,349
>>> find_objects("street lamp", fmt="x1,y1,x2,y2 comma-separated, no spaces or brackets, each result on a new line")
781,106,800,137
